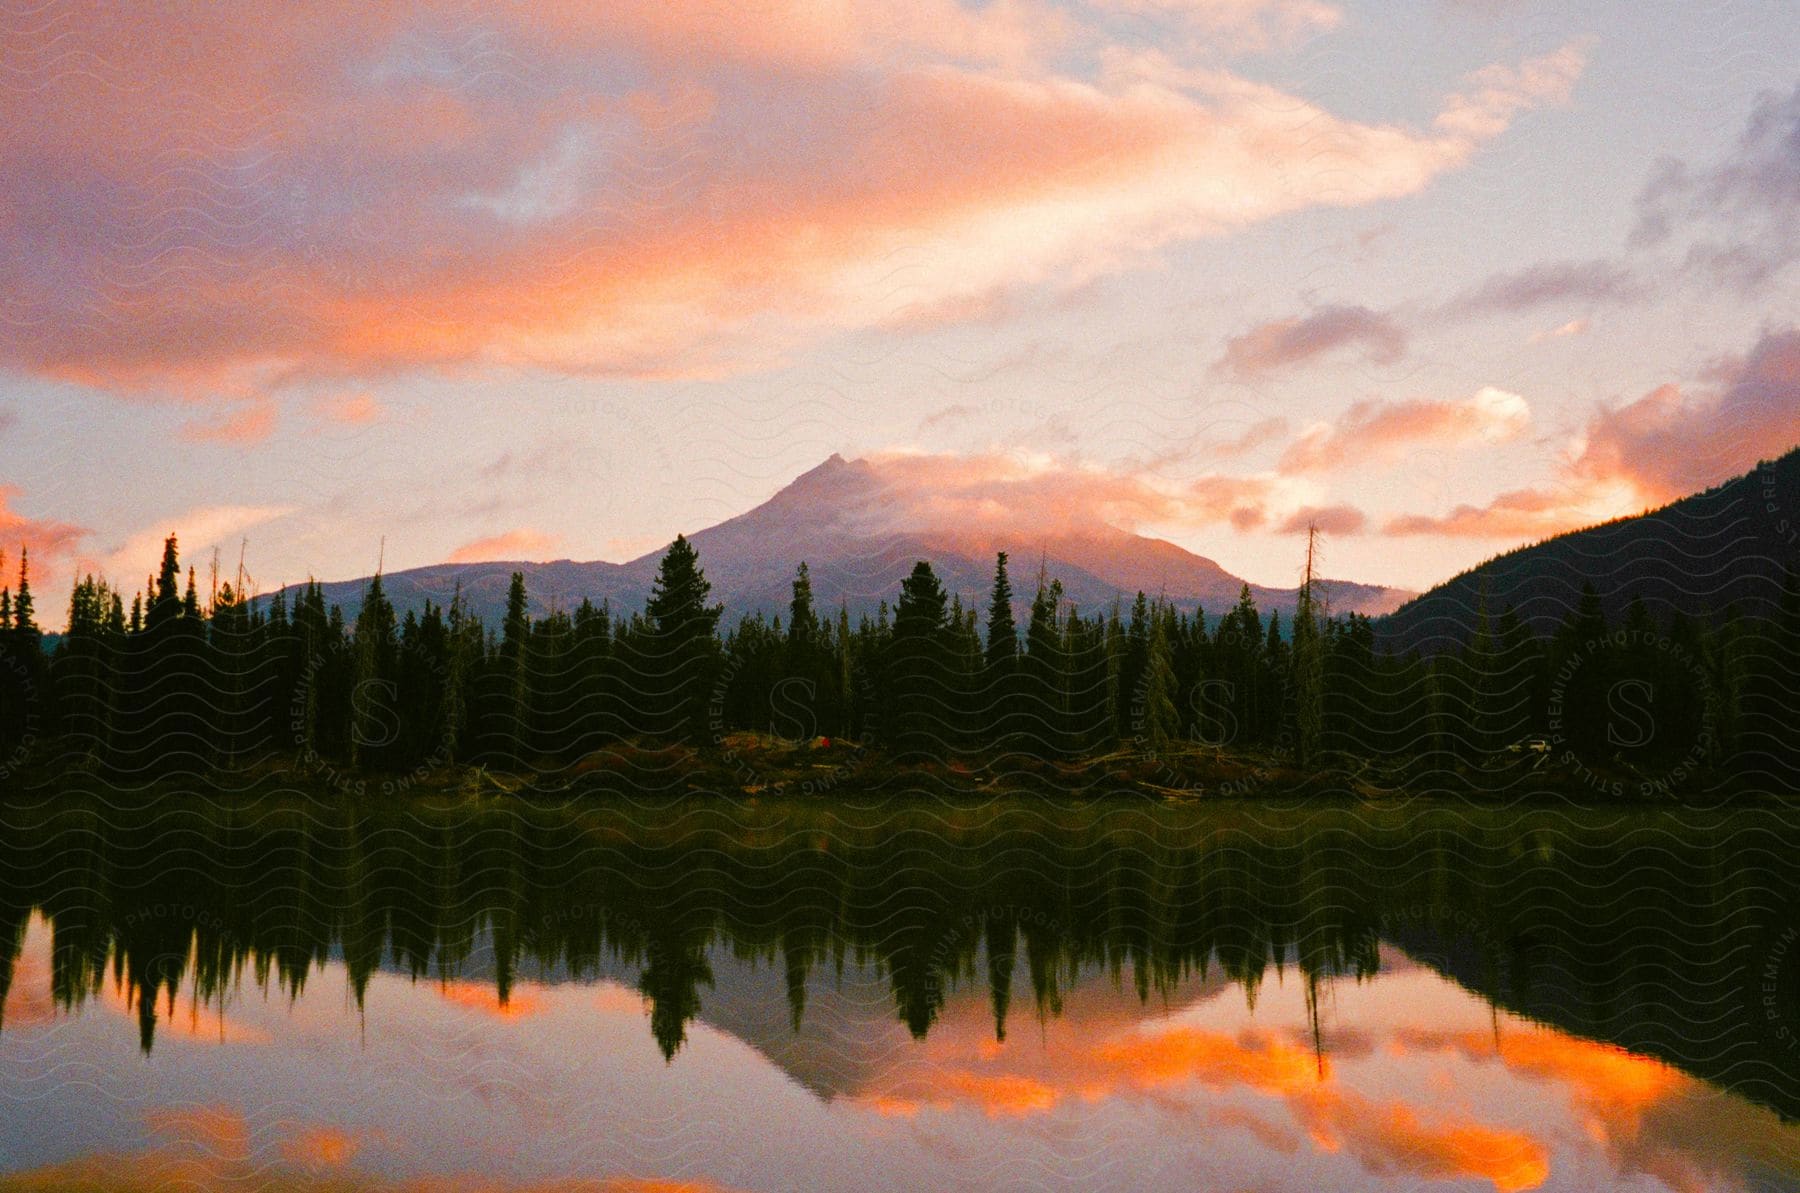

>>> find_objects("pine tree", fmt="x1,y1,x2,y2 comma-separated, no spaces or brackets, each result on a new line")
1119,592,1150,741
890,561,949,757
836,604,854,740
1142,606,1180,753
1214,584,1264,748
487,571,531,760
209,579,257,767
789,562,818,649
984,553,1017,671
1063,607,1110,754
1022,571,1066,758
12,548,34,633
643,535,722,743
778,563,824,743
352,571,399,768
500,572,530,665
978,552,1018,749
146,536,181,629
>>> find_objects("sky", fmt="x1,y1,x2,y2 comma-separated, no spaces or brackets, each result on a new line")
2,0,1797,623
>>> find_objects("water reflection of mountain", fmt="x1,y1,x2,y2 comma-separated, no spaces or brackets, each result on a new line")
3,798,1798,1122
371,928,1243,1102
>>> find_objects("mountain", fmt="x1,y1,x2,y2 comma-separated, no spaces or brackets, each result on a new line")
275,454,1413,629
1377,447,1800,652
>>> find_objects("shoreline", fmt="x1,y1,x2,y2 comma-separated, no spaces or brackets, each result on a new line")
8,732,1783,807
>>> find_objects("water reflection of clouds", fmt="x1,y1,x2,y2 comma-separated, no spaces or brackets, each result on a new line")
0,1101,744,1192
850,980,1548,1192
6,912,1800,1193
1394,1027,1800,1193
0,915,268,1044
834,956,1800,1193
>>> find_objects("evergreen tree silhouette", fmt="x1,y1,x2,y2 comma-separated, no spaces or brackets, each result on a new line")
979,552,1019,749
1141,607,1180,753
889,560,949,759
12,548,33,633
351,571,399,769
1021,571,1067,758
788,561,818,649
643,536,722,744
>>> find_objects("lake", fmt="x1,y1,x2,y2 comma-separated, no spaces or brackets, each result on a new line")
3,797,1800,1192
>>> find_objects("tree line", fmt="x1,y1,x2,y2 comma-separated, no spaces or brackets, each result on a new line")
6,798,1796,1078
1,532,1796,791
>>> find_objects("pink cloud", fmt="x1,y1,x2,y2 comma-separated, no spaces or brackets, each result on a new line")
863,451,1275,541
1432,38,1589,141
1218,305,1407,377
180,400,277,445
0,9,1585,397
1382,485,1601,539
314,391,382,425
1445,259,1642,317
1570,325,1800,503
1212,416,1291,456
1280,387,1531,474
1377,327,1797,540
86,505,293,606
0,487,89,600
1530,317,1589,343
866,1017,1550,1193
448,529,564,563
1276,504,1365,535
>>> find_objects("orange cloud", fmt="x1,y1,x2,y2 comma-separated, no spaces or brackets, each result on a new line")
1156,1027,1551,1190
0,488,87,597
858,1012,1549,1193
1381,325,1799,539
447,530,564,564
1280,387,1531,474
180,400,277,445
280,1127,363,1169
315,391,383,425
0,1100,746,1193
435,978,544,1019
1570,326,1800,504
0,6,1586,396
1384,1026,1800,1193
856,451,1279,542
1381,483,1621,539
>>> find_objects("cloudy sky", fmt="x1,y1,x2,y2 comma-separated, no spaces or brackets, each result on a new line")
2,0,1797,618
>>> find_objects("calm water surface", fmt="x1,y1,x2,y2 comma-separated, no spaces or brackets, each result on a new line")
3,798,1800,1192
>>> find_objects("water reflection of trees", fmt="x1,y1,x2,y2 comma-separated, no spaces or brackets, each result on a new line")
1,801,1797,1112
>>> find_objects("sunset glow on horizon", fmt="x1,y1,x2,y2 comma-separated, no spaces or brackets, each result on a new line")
2,1,1797,619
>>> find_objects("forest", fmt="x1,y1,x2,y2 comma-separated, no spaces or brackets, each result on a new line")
0,531,1796,795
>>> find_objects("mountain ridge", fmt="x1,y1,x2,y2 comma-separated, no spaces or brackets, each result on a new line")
1376,446,1800,652
275,454,1413,629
